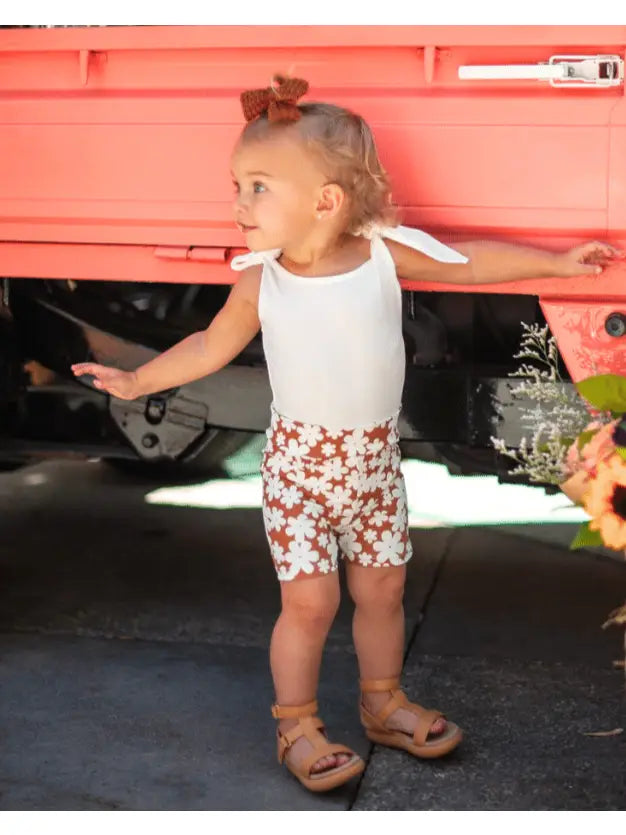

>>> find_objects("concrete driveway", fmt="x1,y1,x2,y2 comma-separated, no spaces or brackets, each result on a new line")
0,450,624,810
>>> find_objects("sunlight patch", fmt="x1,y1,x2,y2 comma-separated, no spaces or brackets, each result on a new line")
145,458,589,528
401,460,589,527
145,476,262,509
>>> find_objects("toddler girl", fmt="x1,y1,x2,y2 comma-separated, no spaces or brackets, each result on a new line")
71,74,620,794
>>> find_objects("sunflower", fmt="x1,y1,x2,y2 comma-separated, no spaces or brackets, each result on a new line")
583,454,626,549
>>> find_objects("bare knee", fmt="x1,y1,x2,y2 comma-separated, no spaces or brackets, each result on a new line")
280,573,340,631
347,564,406,612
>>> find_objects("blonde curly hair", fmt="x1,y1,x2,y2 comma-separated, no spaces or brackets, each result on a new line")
239,101,399,235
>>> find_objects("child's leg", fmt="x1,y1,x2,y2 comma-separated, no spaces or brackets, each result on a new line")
345,562,446,737
271,571,340,705
270,570,352,772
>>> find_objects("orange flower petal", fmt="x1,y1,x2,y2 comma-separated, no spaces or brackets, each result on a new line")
583,455,626,550
598,513,626,549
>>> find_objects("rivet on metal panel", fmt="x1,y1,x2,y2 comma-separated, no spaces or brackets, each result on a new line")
79,50,91,86
423,46,437,85
605,313,626,338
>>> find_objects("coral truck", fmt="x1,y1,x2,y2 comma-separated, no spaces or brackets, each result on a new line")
0,25,625,480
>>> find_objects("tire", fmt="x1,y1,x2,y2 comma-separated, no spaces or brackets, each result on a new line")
104,428,255,484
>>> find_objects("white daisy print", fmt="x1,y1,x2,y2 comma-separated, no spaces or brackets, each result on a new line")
286,540,321,575
262,504,275,532
264,450,289,475
270,507,286,531
261,409,411,580
271,543,286,564
367,470,386,491
371,509,389,528
379,447,392,468
373,530,405,565
326,484,352,514
392,510,406,533
366,438,384,456
304,474,330,496
390,476,407,501
362,497,378,515
297,424,324,446
338,529,363,558
284,438,310,458
345,469,362,491
286,467,307,487
285,513,316,542
321,457,345,481
279,416,296,433
338,499,363,527
303,499,324,519
387,428,400,445
265,474,284,502
280,484,303,509
341,429,367,464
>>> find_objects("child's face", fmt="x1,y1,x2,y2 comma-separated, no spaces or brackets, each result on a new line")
231,133,328,251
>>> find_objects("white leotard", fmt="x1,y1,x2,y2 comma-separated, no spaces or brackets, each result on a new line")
230,225,468,433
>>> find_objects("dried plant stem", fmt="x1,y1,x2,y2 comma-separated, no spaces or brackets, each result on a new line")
490,323,591,485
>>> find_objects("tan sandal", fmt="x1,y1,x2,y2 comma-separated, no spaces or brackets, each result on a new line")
359,677,463,759
272,698,365,792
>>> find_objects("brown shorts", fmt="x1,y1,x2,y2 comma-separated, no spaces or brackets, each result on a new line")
260,407,413,582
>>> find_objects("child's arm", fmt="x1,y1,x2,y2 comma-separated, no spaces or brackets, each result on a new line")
386,238,624,285
71,265,262,399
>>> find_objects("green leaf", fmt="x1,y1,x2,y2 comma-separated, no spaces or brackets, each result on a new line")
569,521,604,550
577,429,598,450
616,447,626,461
575,375,626,413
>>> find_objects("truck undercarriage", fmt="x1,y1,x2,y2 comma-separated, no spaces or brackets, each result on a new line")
0,276,551,482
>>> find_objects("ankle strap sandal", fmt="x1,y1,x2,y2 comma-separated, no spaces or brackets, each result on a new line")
359,677,463,759
272,699,364,793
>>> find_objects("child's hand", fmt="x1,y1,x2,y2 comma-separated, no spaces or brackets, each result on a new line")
558,241,625,277
71,363,140,400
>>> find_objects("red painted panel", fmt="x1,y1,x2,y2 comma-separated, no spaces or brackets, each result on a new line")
541,300,626,380
609,127,626,235
0,25,624,284
1,26,623,53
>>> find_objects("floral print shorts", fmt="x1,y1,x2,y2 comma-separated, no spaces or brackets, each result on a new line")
261,407,413,582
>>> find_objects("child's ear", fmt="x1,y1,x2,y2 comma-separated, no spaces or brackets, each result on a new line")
316,183,346,219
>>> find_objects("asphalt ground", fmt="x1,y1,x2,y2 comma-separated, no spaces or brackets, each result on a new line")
0,447,624,810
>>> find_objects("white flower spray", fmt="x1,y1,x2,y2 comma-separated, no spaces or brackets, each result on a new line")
491,323,592,485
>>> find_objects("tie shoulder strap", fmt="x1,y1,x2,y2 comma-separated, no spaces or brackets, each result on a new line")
362,223,469,264
230,248,282,272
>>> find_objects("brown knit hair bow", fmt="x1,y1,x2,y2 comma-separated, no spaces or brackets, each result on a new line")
240,75,309,123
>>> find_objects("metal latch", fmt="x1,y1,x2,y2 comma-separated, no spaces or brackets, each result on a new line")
458,54,624,88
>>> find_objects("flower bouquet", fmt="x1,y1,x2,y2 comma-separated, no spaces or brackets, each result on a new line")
492,324,626,665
